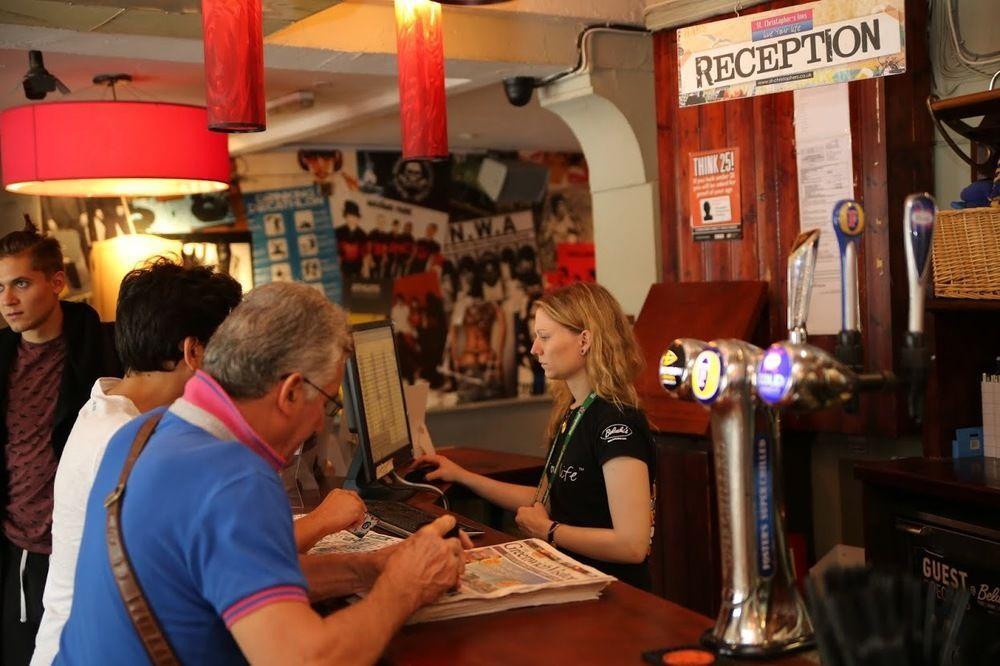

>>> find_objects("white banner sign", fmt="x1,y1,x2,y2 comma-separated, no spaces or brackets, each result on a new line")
677,0,905,107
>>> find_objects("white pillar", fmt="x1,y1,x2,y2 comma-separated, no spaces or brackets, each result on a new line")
538,33,661,316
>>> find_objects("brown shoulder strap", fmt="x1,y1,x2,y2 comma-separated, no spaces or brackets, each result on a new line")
104,412,180,666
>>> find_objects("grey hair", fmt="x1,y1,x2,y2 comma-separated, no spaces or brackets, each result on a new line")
202,282,350,400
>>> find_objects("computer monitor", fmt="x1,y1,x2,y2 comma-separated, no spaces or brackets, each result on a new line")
342,320,415,496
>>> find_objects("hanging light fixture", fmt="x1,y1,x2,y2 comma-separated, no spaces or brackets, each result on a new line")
0,100,230,197
201,0,266,133
394,0,448,160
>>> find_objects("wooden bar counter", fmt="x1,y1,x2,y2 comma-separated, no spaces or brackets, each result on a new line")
310,447,818,665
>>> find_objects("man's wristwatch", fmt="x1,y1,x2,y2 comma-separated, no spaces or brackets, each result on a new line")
546,521,560,545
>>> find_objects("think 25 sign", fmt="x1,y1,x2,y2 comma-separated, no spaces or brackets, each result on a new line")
677,0,905,108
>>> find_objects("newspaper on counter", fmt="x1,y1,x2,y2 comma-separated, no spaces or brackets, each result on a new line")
308,529,402,555
406,538,615,624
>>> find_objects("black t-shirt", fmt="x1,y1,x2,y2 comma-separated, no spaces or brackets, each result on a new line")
545,397,656,590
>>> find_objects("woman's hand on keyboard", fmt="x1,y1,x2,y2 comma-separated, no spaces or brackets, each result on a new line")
412,454,469,484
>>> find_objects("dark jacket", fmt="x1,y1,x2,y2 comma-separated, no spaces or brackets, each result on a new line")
0,301,121,533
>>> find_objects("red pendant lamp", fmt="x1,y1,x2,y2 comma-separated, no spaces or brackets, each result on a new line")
0,101,230,197
201,0,266,133
394,0,448,160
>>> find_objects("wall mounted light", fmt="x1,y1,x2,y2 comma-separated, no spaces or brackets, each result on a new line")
201,0,266,133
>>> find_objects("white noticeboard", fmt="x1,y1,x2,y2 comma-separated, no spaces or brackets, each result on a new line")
793,83,854,336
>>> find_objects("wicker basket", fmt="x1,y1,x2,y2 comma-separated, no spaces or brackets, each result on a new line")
931,207,1000,300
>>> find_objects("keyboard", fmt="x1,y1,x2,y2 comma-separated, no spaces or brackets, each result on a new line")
365,500,484,538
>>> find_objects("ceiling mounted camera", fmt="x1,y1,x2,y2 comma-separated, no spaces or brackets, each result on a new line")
22,51,70,101
502,77,537,107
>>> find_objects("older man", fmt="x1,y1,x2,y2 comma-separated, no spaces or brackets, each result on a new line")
56,283,464,665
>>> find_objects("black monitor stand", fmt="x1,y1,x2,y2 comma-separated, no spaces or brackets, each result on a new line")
343,447,415,502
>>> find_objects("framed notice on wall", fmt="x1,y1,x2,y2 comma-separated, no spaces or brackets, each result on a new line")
689,147,742,241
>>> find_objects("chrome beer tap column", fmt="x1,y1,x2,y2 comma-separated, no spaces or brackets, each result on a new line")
659,337,813,657
831,200,866,413
786,229,820,345
901,193,937,423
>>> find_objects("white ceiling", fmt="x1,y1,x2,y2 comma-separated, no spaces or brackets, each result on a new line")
0,0,652,155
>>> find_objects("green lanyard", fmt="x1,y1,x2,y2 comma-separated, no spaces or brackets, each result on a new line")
534,392,597,507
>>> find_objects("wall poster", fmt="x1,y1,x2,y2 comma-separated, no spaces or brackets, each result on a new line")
689,147,742,241
244,186,343,304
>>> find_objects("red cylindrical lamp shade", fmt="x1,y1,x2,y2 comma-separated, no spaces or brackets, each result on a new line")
0,102,230,197
394,0,449,160
201,0,266,133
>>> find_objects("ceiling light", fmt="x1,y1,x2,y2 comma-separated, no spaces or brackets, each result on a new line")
0,101,230,197
394,0,448,160
201,0,265,132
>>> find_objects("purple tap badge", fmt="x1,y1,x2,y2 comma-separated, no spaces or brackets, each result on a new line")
757,345,792,405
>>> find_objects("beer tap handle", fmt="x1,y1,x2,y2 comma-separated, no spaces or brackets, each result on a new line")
787,229,821,345
901,193,937,422
832,200,866,413
659,339,708,401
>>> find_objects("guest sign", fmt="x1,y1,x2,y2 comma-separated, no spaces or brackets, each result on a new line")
677,0,905,107
689,147,742,241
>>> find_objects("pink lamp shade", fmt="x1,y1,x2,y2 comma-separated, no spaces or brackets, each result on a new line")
0,101,230,198
394,0,449,160
201,0,266,133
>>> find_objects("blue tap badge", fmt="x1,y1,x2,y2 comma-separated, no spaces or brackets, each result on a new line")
832,199,865,248
757,345,792,406
905,193,936,280
691,348,723,405
753,434,775,578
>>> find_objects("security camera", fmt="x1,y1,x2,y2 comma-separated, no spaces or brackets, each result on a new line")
502,77,537,107
22,51,69,100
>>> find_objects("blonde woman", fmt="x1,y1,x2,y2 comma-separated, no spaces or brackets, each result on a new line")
415,282,655,589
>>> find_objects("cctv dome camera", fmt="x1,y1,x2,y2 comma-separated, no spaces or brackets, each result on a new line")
502,77,536,107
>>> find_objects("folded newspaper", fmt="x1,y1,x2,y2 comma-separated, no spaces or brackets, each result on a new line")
308,532,615,623
407,538,615,624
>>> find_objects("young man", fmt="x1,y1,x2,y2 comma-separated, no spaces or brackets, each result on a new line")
0,222,119,666
56,283,466,664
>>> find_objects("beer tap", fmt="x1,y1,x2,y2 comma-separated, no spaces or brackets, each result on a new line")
832,200,865,412
901,193,937,423
659,333,813,656
786,229,820,345
757,194,937,418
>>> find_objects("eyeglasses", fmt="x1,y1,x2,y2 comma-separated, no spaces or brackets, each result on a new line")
300,376,343,419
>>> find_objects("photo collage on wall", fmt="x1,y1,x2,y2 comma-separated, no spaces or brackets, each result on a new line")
231,147,596,406
38,191,253,300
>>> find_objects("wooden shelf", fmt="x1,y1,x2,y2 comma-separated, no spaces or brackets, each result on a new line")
927,297,1000,312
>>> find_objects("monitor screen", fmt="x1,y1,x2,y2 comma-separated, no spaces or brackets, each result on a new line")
344,321,413,483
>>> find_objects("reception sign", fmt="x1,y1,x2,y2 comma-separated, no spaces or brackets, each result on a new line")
677,0,905,107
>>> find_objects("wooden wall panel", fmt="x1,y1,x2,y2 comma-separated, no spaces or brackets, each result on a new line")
652,0,933,438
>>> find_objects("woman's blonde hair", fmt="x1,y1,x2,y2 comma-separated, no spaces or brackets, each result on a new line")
537,282,645,445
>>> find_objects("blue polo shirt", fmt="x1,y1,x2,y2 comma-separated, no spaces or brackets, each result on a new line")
55,373,307,665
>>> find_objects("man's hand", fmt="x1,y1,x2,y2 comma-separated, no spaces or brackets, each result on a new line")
295,489,367,553
311,488,367,534
379,515,465,612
